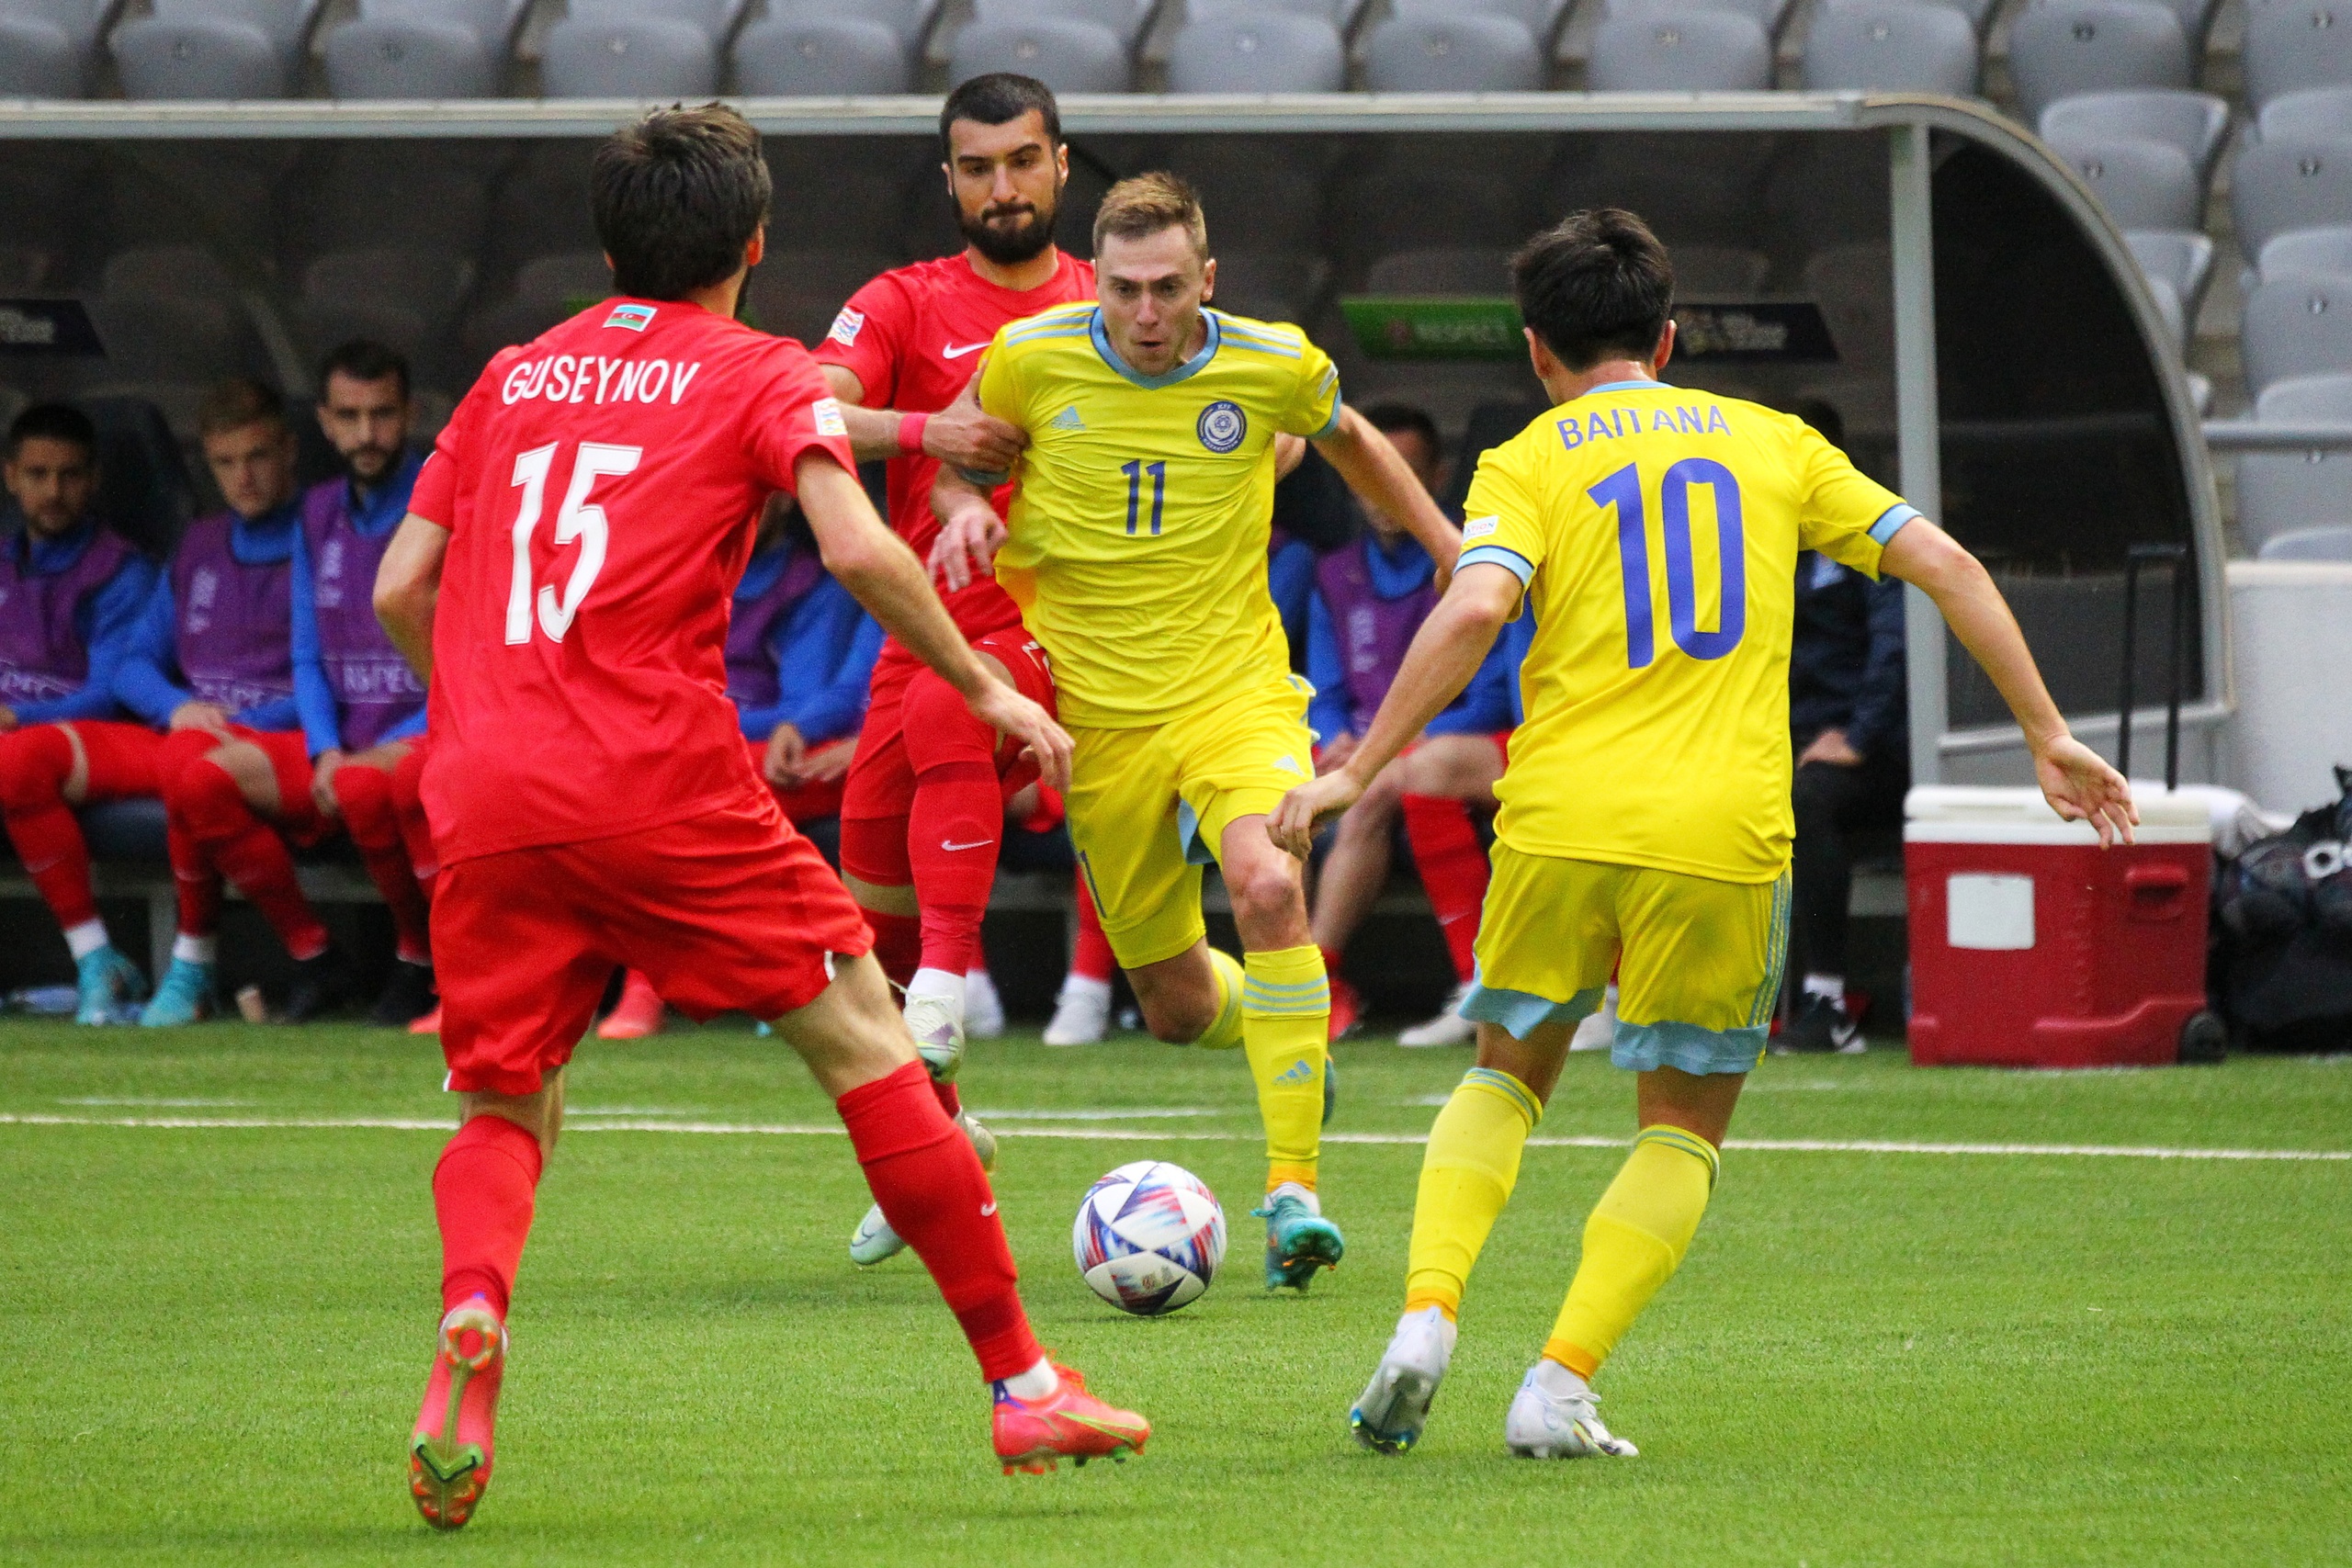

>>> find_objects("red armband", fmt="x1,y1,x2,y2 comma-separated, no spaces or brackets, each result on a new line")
898,411,930,457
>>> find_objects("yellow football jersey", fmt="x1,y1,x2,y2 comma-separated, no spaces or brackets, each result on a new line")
977,303,1342,728
1459,379,1916,883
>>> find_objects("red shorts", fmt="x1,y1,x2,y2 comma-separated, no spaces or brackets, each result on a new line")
838,627,1057,824
152,723,332,842
746,734,849,824
432,795,872,1097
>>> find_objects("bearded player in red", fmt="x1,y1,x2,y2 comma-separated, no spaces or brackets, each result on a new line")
371,106,1148,1530
813,73,1098,1267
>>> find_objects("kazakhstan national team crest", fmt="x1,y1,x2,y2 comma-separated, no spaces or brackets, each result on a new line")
1197,400,1246,454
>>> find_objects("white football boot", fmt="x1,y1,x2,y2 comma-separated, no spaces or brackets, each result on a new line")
848,1110,998,1266
964,967,1006,1040
1503,1359,1638,1458
1042,973,1112,1046
1570,985,1619,1053
1349,1305,1457,1454
1398,981,1476,1047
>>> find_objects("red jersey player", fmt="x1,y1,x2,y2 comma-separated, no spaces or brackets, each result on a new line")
371,107,1148,1530
814,73,1098,1268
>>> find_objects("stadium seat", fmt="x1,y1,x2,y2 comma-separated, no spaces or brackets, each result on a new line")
2147,0,2221,47
111,17,290,98
2005,0,2189,126
1670,243,1772,292
763,0,933,46
1165,11,1344,93
539,16,720,96
745,247,899,344
1364,246,1506,294
2258,85,2352,142
1363,13,1544,90
1588,9,1770,92
569,0,745,44
2044,134,2202,230
462,252,613,358
1391,0,1570,52
2242,0,2352,113
305,247,475,321
148,0,318,57
1604,0,1797,46
2257,524,2352,558
1804,243,1894,369
2142,271,2186,344
1170,145,1329,250
2039,88,2230,182
733,17,909,94
2230,137,2352,262
2125,227,2213,317
1184,0,1360,23
2241,273,2352,392
2258,223,2352,282
1344,169,1526,255
323,17,501,96
946,16,1129,90
974,0,1151,46
1799,0,1979,94
357,0,528,47
2236,372,2352,551
0,16,82,95
1207,250,1326,321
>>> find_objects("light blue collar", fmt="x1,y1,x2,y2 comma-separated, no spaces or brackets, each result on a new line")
1585,378,1671,394
1090,307,1222,390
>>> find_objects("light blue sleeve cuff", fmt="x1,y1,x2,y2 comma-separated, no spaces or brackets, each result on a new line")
1870,503,1922,546
1458,543,1536,585
1309,399,1344,440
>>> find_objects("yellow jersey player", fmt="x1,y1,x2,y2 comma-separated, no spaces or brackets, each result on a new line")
1272,209,2134,1455
932,173,1460,1291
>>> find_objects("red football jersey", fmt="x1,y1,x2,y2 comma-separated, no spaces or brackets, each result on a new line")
409,297,857,864
815,249,1094,645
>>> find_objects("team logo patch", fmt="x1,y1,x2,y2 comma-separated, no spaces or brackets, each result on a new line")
1463,515,1499,541
813,397,848,437
828,307,865,346
1196,400,1247,454
604,302,657,333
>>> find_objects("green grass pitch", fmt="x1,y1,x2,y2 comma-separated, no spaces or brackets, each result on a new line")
4,1018,2349,1566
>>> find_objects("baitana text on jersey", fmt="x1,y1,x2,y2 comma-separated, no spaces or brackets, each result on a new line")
1556,405,1732,449
502,355,705,407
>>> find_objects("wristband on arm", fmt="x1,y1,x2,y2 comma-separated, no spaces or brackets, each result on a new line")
898,411,930,456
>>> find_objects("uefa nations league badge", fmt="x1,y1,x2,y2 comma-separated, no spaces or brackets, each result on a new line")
1197,400,1246,454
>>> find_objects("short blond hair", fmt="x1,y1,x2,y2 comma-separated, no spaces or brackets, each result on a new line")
1091,171,1207,259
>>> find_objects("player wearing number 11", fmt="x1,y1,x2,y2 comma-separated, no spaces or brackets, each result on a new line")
1270,208,2137,1460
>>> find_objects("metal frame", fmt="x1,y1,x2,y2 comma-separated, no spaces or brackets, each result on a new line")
0,88,2231,779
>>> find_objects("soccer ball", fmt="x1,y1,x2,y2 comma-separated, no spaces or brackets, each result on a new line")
1071,1160,1227,1316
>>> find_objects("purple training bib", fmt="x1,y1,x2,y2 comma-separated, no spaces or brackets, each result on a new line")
302,479,424,750
0,525,135,706
1317,537,1438,734
172,511,295,714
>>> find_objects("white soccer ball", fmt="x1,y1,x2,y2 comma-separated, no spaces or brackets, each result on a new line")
1071,1160,1227,1316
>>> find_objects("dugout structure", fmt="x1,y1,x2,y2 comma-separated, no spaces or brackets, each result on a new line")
0,90,2224,791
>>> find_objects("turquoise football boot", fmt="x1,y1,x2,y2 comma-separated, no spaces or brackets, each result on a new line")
139,957,217,1026
74,945,146,1025
1257,1190,1345,1292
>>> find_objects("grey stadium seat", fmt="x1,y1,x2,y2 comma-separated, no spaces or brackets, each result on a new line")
1606,0,1796,47
1671,243,1772,292
2125,228,2214,315
2258,223,2352,282
1588,9,1770,92
765,0,931,44
357,0,527,47
0,16,83,95
4,0,105,51
2259,85,2352,142
946,16,1128,90
2241,273,2352,392
2005,0,2188,126
111,17,290,97
1800,0,1978,94
733,17,909,94
1363,14,1544,90
2142,272,2186,344
1392,0,1571,51
2039,88,2230,181
2238,373,2352,550
569,0,743,45
2258,524,2352,558
1365,246,1506,294
1208,251,1325,322
147,0,315,56
540,16,719,96
2243,0,2352,113
975,0,1150,46
2230,137,2352,261
306,247,475,319
323,17,500,96
2044,133,2202,230
1166,11,1343,93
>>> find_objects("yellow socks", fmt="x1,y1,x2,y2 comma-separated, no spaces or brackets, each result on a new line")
1404,1066,1542,1320
1193,947,1247,1052
1544,1125,1721,1379
1240,944,1328,1191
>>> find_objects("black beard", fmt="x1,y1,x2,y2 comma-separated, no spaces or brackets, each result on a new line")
959,201,1057,265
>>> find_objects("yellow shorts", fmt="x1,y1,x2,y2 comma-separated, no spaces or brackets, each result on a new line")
1462,842,1790,1076
1066,677,1317,968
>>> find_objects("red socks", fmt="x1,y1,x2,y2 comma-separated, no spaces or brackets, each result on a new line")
900,673,1002,978
168,756,331,960
1402,794,1491,984
1071,874,1115,983
0,725,98,930
836,1061,1037,1381
333,761,431,964
434,1113,544,1316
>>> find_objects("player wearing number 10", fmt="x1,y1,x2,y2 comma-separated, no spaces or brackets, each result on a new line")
1272,208,2137,1459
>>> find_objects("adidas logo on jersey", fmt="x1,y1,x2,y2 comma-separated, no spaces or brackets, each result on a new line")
1050,405,1086,431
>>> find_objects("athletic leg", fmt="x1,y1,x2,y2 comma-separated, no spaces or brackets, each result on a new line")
0,721,159,1018
1043,872,1115,1046
166,737,341,1003
1395,733,1509,1048
1306,754,1406,1041
333,742,436,1023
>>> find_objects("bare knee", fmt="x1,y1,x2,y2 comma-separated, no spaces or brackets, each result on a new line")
1229,856,1306,935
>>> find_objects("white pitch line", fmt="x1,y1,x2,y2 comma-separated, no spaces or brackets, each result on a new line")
0,1111,2346,1162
